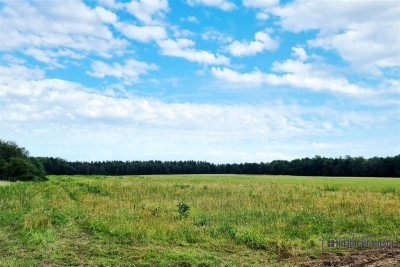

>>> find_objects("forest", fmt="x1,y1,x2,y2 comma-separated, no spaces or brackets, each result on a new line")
1,140,399,181
37,155,400,177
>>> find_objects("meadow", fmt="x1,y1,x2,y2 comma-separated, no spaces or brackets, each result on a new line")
0,175,399,266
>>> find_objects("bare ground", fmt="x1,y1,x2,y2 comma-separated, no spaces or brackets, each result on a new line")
297,245,400,267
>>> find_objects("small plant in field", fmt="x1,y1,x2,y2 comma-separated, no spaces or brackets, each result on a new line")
202,185,208,190
151,206,161,216
381,186,396,194
323,185,339,192
76,183,109,196
86,185,102,194
194,214,214,226
235,230,267,250
174,184,190,189
177,202,190,218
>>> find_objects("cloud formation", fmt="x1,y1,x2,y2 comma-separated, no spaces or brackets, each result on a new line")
158,39,230,65
226,29,278,56
1,0,399,162
125,0,169,25
187,0,236,11
87,59,158,84
273,0,400,75
4,64,394,161
211,64,374,96
116,23,168,43
0,0,127,59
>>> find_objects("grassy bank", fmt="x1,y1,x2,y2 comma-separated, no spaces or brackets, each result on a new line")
0,175,399,266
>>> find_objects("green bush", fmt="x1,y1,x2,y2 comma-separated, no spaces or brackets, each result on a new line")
0,140,47,182
177,202,190,218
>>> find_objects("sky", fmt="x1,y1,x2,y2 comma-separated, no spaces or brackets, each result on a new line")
0,0,399,163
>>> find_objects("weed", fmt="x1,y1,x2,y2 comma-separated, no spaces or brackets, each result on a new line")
381,186,396,194
174,184,190,189
177,202,190,218
76,183,109,196
323,185,339,191
151,206,161,216
235,230,267,250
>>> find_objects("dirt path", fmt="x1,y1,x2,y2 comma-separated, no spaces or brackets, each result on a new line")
298,246,400,266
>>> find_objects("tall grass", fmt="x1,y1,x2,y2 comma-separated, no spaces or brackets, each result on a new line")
0,175,399,266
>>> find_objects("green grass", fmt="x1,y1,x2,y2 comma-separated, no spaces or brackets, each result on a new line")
0,175,399,266
0,181,11,186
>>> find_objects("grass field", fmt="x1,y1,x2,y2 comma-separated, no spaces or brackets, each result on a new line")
0,175,399,266
0,181,11,186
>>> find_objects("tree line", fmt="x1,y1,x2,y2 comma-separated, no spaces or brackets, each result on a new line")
37,155,400,177
1,139,399,181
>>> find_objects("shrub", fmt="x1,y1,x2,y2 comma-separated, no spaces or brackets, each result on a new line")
235,231,267,250
174,184,190,189
151,206,161,216
323,185,339,192
177,202,190,218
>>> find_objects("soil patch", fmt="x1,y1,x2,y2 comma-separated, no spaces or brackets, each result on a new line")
299,245,400,267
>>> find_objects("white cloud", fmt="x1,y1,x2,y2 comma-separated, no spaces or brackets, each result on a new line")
181,16,199,23
256,12,269,20
273,0,400,75
157,38,230,65
187,0,236,11
94,6,118,24
214,49,380,99
202,29,233,43
2,64,398,161
87,59,158,84
125,0,169,25
1,0,398,162
0,64,45,81
170,25,195,38
243,0,279,20
115,22,167,43
211,60,376,96
98,0,125,9
226,29,278,56
291,47,308,62
211,67,267,87
23,48,84,67
187,16,199,23
1,55,26,65
0,0,127,59
243,0,279,9
271,59,314,76
1,64,327,140
119,1,170,43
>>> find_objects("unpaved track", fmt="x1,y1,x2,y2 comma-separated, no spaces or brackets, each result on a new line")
299,246,400,266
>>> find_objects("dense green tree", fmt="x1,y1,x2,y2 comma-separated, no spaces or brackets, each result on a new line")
0,140,46,181
0,140,29,161
33,155,400,177
231,164,242,174
4,157,33,181
3,140,397,178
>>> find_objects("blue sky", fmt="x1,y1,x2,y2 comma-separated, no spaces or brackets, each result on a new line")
0,0,399,162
